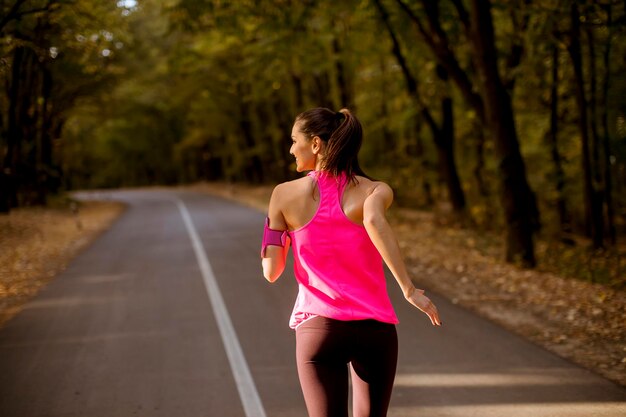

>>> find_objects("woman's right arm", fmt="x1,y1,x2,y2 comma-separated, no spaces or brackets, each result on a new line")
363,182,442,326
261,185,291,283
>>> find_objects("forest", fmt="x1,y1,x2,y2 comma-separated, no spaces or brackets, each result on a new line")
1,0,625,274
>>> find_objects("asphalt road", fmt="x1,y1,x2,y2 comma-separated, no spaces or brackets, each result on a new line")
0,189,624,417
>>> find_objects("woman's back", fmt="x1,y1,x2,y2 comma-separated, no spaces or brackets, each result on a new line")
282,171,399,329
277,173,378,231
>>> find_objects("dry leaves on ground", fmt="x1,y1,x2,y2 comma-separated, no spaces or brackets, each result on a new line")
0,201,126,327
391,208,625,387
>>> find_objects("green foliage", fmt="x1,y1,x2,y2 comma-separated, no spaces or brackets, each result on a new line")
0,0,133,206
2,0,625,265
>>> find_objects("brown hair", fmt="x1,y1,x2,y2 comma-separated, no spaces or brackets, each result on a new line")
295,107,369,181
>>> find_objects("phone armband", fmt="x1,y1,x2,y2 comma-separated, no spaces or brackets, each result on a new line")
261,217,288,258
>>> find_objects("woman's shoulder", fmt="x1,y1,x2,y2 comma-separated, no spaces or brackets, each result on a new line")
354,176,392,197
275,175,311,190
271,175,312,200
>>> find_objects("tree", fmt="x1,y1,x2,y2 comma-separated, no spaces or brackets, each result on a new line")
373,0,467,217
393,0,539,265
0,0,131,210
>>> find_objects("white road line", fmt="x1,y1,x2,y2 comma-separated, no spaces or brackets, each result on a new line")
176,199,267,417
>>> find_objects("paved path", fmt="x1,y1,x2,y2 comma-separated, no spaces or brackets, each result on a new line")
0,189,624,417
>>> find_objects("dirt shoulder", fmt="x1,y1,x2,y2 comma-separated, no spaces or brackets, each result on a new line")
392,208,625,387
0,200,126,327
188,181,626,387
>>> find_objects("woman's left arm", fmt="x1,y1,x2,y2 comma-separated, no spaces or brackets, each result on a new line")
261,185,290,282
363,182,441,326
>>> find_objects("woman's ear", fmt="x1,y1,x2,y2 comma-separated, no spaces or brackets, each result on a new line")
312,136,322,154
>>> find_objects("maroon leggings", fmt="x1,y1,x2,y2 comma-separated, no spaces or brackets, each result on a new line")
295,316,398,417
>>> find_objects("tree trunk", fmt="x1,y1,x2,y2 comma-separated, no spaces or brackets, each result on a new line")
254,100,276,181
416,130,434,207
568,2,603,248
548,42,570,233
433,65,465,214
1,46,26,212
291,72,304,110
471,119,489,198
332,36,352,109
312,71,333,109
600,3,616,244
272,91,296,181
237,83,264,183
586,20,606,248
33,64,51,205
379,58,396,160
15,45,40,206
435,94,465,213
470,0,539,266
586,23,602,187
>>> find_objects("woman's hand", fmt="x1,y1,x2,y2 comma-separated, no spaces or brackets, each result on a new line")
405,288,442,326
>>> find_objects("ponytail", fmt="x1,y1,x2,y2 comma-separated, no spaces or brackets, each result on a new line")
295,107,369,181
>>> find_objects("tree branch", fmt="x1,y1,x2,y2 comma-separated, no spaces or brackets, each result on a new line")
449,0,471,35
1,0,63,34
503,0,532,90
394,0,486,122
393,0,436,49
0,0,28,34
372,0,438,134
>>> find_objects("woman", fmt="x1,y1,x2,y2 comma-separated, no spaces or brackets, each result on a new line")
261,107,441,417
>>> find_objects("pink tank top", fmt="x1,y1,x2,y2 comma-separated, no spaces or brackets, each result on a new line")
288,170,399,329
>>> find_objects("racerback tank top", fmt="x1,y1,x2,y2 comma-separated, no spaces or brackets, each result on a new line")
288,170,399,329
